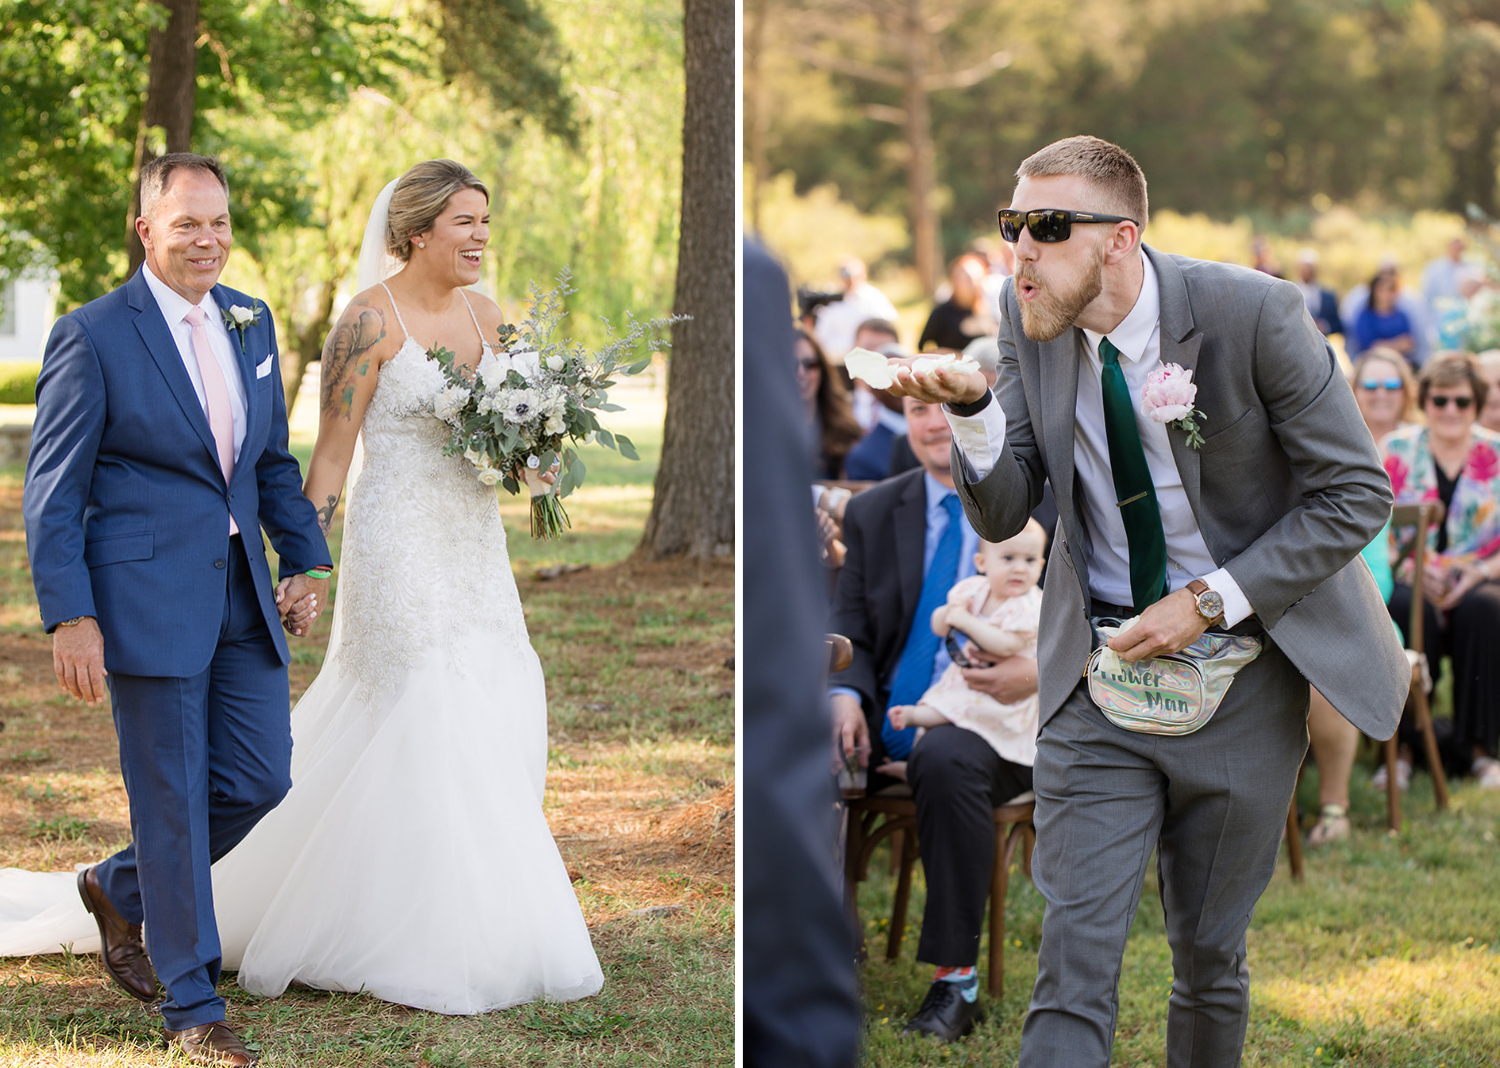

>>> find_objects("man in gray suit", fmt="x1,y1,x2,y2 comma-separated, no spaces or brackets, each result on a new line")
893,136,1407,1067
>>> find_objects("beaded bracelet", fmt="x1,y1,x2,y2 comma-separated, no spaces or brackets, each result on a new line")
304,567,333,580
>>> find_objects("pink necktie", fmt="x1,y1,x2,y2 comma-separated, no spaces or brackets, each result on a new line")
184,306,239,535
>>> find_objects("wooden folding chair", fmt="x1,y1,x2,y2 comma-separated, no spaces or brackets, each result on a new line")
1384,501,1451,830
843,783,1035,997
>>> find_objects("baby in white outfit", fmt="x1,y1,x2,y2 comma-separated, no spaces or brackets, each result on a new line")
888,519,1046,767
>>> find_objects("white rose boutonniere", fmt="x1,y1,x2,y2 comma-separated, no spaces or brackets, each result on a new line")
1141,363,1207,449
220,302,262,356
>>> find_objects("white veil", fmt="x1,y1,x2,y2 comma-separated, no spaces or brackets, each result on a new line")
325,177,401,650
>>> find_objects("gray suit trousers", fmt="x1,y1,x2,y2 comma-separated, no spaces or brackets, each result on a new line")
1018,637,1308,1068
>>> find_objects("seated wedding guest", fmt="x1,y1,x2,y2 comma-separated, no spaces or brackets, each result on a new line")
1304,523,1396,844
1352,271,1417,362
745,241,860,1068
919,256,998,354
1343,262,1432,366
1305,347,1421,837
796,329,862,479
1381,352,1500,790
888,520,1046,759
1476,350,1500,434
828,394,1038,1043
1353,347,1420,442
1293,248,1345,338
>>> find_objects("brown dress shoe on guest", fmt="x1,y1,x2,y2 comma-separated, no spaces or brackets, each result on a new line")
76,867,158,1002
163,1022,257,1066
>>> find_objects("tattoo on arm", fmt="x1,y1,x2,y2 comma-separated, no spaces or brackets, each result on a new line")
321,303,387,419
316,493,340,536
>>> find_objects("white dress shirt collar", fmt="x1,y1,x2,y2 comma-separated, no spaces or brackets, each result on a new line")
141,262,222,328
1082,252,1159,364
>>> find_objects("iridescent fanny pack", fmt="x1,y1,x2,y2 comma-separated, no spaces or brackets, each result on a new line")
1085,617,1262,736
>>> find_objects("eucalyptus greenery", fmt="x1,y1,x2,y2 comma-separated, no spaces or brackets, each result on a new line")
428,269,680,538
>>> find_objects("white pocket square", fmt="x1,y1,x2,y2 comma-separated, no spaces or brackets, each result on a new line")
255,356,274,379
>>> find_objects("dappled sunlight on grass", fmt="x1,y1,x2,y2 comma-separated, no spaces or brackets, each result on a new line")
1256,949,1500,1040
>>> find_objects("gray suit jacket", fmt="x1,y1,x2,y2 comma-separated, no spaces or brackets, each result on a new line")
953,246,1408,739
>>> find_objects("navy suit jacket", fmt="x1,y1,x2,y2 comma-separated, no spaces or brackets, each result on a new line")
24,268,330,677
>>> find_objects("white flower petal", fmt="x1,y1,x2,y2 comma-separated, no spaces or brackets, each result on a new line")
844,347,896,389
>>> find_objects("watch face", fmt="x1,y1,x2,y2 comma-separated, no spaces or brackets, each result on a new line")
1198,590,1225,619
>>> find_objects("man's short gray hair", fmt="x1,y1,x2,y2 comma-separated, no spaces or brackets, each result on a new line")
138,154,229,221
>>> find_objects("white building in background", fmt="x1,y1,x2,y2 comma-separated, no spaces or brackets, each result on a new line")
0,274,57,363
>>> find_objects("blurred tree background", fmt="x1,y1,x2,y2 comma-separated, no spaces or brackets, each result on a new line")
0,0,684,392
748,0,1500,301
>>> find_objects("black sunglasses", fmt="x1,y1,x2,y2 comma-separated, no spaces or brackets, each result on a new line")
998,208,1139,243
1428,394,1474,410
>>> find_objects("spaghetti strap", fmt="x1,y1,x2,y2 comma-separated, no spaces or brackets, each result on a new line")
459,290,486,347
378,282,410,341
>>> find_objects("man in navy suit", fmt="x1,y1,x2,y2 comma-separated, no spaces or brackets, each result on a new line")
24,154,330,1066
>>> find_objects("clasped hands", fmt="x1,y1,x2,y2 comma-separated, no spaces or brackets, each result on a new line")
275,572,329,637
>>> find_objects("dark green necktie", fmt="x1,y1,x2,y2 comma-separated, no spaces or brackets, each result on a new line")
1098,336,1168,613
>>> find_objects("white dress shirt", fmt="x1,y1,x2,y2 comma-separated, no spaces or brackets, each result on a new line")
945,253,1253,626
141,263,248,464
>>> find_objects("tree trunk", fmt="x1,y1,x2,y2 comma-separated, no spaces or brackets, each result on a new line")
639,0,735,560
127,0,201,279
747,0,770,235
903,0,939,298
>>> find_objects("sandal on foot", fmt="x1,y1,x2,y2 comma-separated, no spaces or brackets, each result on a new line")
1307,804,1350,846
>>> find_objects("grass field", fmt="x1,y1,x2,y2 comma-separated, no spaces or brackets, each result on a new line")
0,377,736,1067
853,760,1500,1067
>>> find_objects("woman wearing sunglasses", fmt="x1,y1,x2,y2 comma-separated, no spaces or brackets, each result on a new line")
1351,347,1419,442
795,328,862,479
1381,351,1500,790
1301,348,1415,842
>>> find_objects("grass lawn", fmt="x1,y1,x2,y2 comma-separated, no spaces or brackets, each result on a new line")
853,760,1500,1067
0,378,735,1066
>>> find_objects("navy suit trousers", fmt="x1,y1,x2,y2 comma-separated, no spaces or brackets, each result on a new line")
98,535,292,1030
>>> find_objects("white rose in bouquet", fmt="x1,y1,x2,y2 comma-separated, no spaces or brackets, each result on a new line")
476,349,508,386
433,384,471,423
545,353,566,372
478,467,503,486
545,414,566,435
511,350,542,382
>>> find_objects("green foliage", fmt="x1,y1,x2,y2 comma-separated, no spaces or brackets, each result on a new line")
428,0,578,144
762,0,1500,265
0,363,40,405
0,0,405,307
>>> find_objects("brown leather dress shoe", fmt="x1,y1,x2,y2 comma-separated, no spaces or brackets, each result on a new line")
163,1022,257,1066
76,867,158,1002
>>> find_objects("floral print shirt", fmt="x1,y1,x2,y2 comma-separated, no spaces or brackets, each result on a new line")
1381,424,1500,572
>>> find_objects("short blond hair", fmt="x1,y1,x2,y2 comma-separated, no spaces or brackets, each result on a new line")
386,159,489,263
1016,135,1148,234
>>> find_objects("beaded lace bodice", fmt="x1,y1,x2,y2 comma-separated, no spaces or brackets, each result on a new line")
330,298,528,697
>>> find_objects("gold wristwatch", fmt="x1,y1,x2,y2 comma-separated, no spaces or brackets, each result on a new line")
57,617,87,628
1185,579,1224,625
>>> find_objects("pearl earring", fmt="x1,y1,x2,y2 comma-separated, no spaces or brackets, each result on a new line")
417,240,425,248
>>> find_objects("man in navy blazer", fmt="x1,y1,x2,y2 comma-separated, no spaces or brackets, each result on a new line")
24,154,330,1066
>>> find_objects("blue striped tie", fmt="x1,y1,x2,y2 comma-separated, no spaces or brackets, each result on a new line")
882,494,963,759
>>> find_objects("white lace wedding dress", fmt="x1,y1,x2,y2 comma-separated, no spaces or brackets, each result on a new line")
0,292,603,1014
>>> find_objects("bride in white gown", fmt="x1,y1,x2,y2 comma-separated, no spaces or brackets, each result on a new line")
0,160,604,1014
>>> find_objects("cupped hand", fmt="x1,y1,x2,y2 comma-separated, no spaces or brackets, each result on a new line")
874,760,908,782
1106,589,1211,662
889,363,988,406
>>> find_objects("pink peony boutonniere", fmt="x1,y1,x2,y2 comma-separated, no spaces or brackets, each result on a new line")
1141,363,1207,449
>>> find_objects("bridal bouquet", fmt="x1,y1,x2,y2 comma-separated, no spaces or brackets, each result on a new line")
429,270,675,538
